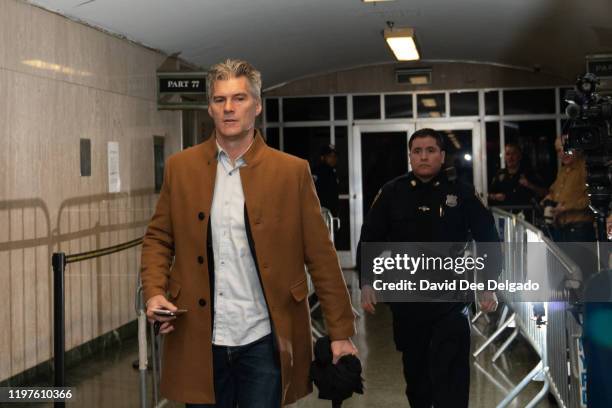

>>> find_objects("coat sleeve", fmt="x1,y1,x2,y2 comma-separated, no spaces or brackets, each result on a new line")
299,161,355,341
141,158,175,304
356,184,392,287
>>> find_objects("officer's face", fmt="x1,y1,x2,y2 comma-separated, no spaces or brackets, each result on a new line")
323,152,338,168
409,136,445,180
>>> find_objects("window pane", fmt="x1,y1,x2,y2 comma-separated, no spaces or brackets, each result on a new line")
283,127,331,164
417,93,446,118
334,200,350,251
80,138,91,177
485,91,499,115
450,92,479,116
334,96,347,120
503,89,555,115
485,122,500,186
283,97,330,121
335,126,349,195
264,127,280,150
441,129,473,185
154,136,165,193
385,94,413,118
353,95,381,119
265,98,279,122
503,120,557,186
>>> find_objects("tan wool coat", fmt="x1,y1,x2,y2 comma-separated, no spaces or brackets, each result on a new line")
141,130,356,405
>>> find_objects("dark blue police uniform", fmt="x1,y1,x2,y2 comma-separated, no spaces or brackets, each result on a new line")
357,170,500,408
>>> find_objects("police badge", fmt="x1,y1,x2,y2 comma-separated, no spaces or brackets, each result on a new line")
445,194,458,207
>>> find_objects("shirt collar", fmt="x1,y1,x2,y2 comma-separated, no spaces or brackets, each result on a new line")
215,136,255,167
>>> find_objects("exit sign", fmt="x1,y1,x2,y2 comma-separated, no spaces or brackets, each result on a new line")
586,55,612,79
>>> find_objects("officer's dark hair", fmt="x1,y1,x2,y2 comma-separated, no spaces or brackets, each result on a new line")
408,128,446,152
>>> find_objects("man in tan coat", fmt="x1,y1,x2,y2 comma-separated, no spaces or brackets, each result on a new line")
141,59,357,407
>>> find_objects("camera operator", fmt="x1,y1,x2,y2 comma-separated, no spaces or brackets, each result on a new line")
542,135,597,282
542,135,595,241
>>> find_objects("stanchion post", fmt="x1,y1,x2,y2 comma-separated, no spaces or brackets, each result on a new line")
52,252,66,408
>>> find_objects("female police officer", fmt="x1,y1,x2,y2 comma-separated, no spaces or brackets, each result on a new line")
357,128,500,408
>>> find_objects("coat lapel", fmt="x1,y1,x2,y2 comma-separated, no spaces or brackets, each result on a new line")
239,131,267,227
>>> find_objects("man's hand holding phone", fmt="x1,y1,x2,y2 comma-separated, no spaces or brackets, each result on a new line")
146,294,182,335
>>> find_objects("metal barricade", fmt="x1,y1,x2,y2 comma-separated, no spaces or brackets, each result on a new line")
473,208,584,408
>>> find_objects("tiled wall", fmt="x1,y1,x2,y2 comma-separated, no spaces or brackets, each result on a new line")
0,0,182,381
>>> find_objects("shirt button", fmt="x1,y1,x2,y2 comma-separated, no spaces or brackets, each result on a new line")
219,292,224,296
198,212,205,220
197,256,204,264
199,298,207,307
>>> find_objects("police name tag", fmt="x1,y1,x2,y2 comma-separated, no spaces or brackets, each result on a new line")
445,194,458,207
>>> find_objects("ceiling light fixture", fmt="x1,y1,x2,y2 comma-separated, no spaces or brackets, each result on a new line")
421,98,437,108
384,21,420,61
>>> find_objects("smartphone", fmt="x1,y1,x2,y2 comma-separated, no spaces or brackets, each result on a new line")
153,308,187,317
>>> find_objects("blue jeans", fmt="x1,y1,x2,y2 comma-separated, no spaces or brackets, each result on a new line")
186,334,281,408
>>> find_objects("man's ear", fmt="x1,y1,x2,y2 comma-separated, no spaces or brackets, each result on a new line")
441,151,446,163
207,103,212,117
255,99,262,116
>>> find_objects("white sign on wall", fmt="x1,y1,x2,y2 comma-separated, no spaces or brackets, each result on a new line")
107,141,121,193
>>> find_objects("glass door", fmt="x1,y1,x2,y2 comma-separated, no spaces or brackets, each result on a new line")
348,123,415,267
414,121,485,196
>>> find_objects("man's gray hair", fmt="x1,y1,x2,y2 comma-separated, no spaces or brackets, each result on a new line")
207,59,262,101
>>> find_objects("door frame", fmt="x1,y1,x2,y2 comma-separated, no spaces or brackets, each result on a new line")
345,120,483,268
346,123,415,267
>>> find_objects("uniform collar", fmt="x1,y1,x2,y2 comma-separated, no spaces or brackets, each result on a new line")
408,171,446,188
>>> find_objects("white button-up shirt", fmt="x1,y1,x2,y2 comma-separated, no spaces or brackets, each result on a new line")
210,140,271,346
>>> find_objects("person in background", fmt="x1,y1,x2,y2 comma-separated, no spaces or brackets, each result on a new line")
312,144,340,217
544,136,595,242
358,128,500,408
543,134,597,283
489,143,547,206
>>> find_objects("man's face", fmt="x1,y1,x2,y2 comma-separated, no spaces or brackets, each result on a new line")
208,76,261,141
409,136,445,180
504,146,522,169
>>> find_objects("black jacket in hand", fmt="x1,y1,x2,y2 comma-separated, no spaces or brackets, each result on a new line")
310,336,364,407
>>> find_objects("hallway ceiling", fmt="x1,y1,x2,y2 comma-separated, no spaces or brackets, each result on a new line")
27,0,612,89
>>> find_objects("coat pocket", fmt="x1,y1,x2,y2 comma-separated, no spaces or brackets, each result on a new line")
167,278,181,300
289,278,309,302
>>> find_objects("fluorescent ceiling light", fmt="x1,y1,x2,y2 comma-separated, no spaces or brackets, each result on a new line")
410,75,429,85
384,27,420,61
421,98,437,108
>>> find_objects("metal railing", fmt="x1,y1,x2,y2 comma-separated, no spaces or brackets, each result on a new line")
472,208,584,408
51,237,143,408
